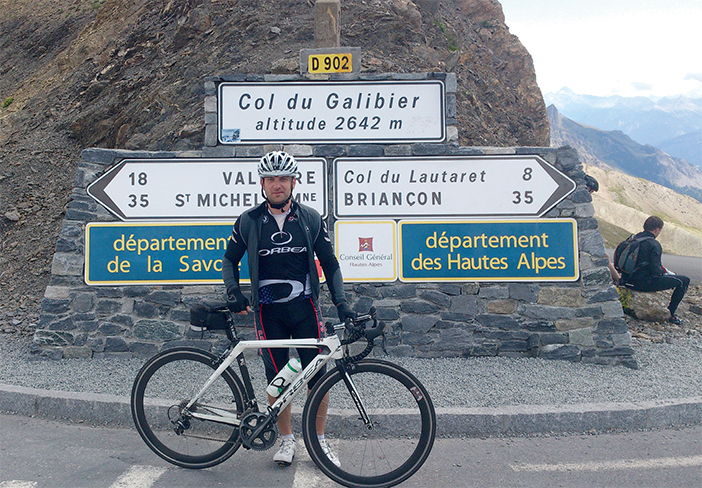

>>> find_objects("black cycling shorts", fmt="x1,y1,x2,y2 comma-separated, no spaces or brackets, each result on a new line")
256,298,327,389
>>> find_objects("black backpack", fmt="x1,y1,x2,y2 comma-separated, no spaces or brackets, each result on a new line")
613,235,654,275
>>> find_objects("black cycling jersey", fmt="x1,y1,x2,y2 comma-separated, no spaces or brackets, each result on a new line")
224,201,343,308
257,210,312,304
223,202,341,384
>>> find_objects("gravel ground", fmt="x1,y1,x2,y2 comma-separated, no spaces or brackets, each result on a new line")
2,334,702,409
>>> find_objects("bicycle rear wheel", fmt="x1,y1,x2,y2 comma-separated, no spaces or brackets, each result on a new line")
131,347,246,469
302,359,436,488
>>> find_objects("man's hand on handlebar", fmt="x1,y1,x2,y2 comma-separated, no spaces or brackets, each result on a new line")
227,289,252,315
336,302,356,322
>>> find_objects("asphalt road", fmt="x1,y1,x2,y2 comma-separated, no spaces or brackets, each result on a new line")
660,253,702,284
2,414,702,488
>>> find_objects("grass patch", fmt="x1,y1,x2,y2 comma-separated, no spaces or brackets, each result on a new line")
434,19,459,51
2,97,13,108
608,184,638,208
597,219,632,249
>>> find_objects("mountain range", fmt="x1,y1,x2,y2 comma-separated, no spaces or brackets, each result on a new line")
582,162,702,259
657,129,702,168
545,88,702,168
548,105,702,203
546,93,702,257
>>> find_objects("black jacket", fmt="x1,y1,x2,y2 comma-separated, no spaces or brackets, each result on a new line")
222,201,346,309
627,230,665,283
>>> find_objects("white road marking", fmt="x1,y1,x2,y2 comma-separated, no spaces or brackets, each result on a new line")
0,482,38,488
108,465,167,488
512,455,702,472
293,443,334,488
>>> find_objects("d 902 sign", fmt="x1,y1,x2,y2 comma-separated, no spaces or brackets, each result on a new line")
308,53,352,73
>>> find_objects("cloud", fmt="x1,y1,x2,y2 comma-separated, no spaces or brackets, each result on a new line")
684,73,702,84
631,82,654,91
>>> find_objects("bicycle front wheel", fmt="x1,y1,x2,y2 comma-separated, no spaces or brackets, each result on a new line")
131,347,246,469
302,359,436,488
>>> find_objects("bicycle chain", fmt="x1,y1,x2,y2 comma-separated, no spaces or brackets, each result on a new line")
169,401,242,444
175,431,239,444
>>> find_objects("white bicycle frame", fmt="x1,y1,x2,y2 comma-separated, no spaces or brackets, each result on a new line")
184,326,346,426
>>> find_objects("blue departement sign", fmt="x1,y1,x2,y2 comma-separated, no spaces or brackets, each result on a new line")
85,222,249,285
399,219,579,282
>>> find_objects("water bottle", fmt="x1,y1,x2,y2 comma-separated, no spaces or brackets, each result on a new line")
266,357,302,397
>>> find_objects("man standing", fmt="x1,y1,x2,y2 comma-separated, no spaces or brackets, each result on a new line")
620,215,690,325
222,151,355,467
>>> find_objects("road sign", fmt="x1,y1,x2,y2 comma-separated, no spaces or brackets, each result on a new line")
218,81,445,144
398,219,579,282
85,221,243,285
334,220,397,282
85,221,325,286
300,47,361,74
308,53,352,73
87,158,327,220
334,156,575,218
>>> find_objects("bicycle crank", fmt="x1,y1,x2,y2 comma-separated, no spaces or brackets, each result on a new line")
239,412,277,451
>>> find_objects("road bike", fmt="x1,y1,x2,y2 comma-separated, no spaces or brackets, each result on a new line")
130,301,436,488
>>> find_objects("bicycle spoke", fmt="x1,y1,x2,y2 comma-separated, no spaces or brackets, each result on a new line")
131,348,245,469
303,360,436,488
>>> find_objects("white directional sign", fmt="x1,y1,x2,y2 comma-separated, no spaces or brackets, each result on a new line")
334,156,575,218
87,158,327,220
219,81,445,144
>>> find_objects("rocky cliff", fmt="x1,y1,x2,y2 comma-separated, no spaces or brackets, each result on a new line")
0,0,548,334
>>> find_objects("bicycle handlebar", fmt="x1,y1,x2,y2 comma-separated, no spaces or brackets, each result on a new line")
208,299,385,361
335,307,386,362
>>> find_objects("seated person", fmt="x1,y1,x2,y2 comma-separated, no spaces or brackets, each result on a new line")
620,215,690,325
584,174,599,193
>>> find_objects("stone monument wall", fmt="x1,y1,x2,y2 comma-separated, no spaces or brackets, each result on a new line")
33,73,632,367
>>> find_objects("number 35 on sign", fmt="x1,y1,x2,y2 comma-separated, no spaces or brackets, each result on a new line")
308,53,352,73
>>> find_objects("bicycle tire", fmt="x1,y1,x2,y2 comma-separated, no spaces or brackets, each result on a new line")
131,347,246,469
302,359,436,488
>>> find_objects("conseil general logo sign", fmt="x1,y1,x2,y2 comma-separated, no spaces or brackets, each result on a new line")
334,221,396,282
359,237,374,252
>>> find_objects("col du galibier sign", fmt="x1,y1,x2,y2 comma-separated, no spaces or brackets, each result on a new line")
218,80,445,144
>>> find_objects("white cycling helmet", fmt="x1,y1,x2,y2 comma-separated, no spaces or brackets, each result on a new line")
258,151,298,178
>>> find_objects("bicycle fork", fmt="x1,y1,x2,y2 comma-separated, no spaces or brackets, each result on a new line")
338,362,373,430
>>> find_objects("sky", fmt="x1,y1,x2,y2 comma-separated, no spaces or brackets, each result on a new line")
497,0,702,98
